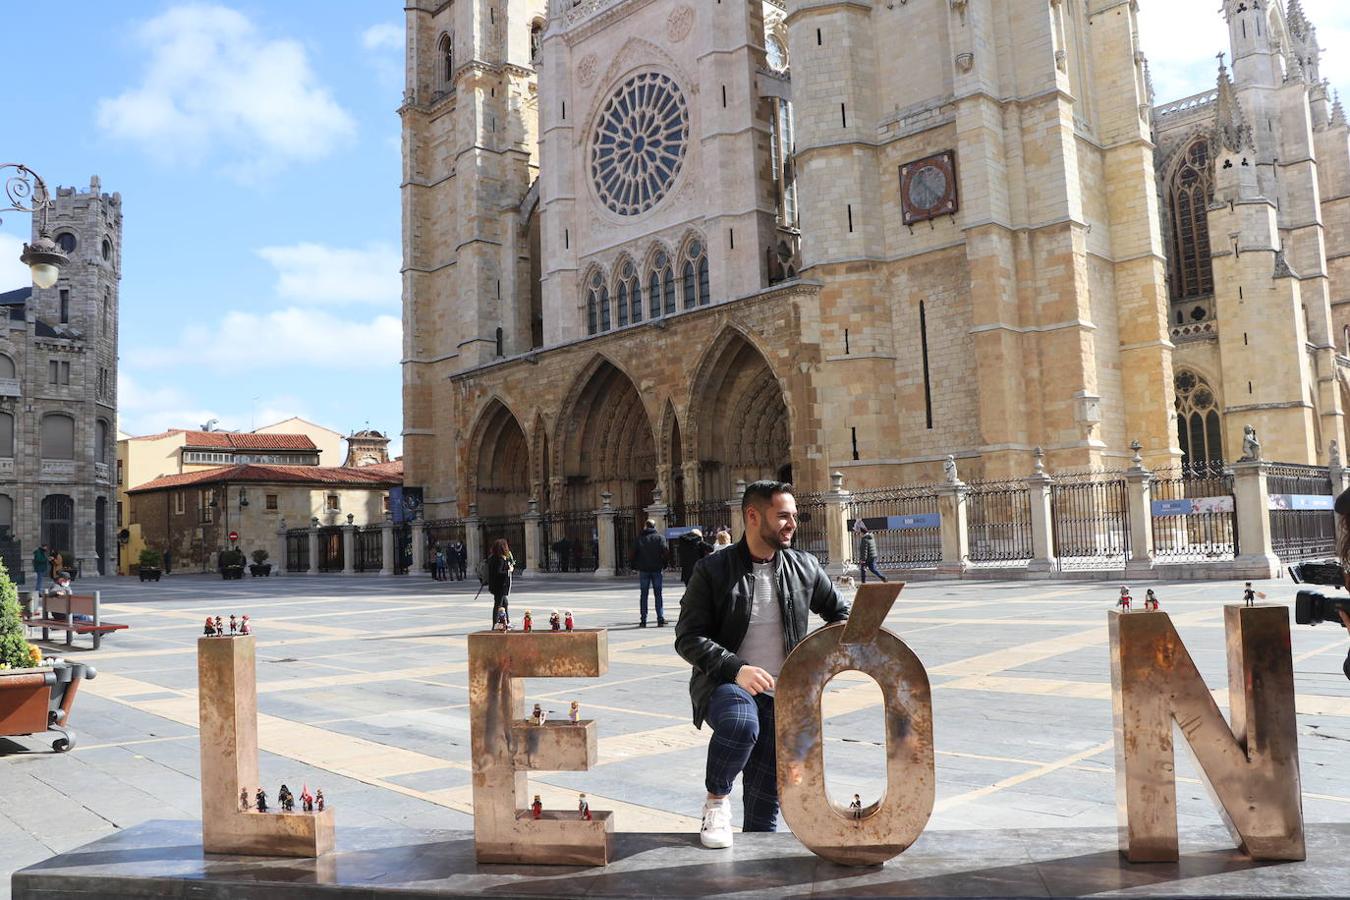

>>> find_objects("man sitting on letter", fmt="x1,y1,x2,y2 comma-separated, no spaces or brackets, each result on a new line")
674,480,850,849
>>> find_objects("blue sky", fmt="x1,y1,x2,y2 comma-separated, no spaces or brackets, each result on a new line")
1,2,1347,456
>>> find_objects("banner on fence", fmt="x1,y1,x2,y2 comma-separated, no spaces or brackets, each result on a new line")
1267,493,1333,511
847,513,941,532
1151,496,1234,517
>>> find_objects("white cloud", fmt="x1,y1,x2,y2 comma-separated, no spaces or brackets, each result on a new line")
0,234,31,293
97,4,356,177
361,23,402,53
117,373,227,436
360,22,404,87
127,306,401,372
256,242,401,306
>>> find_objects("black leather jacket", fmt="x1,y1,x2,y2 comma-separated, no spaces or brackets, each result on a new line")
674,538,849,727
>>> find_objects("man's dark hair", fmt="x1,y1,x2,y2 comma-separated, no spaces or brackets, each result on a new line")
741,480,794,513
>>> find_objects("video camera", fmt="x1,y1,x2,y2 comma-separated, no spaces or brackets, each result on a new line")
1287,559,1346,587
1287,559,1350,626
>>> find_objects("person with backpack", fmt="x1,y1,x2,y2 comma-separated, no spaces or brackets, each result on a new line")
632,519,669,627
449,539,466,580
678,529,714,585
32,544,48,595
486,538,514,628
432,545,448,581
857,525,887,583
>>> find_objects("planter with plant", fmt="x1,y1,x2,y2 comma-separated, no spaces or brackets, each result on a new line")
249,549,272,577
219,548,246,580
137,548,163,582
0,559,95,752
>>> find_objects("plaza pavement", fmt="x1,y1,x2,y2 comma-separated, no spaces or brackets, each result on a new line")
2,571,1349,898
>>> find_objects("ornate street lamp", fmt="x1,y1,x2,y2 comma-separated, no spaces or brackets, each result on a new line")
2,163,70,289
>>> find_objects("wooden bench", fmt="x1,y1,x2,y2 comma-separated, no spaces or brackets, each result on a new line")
24,592,129,650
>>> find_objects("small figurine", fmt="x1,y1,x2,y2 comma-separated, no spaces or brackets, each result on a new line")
564,610,574,632
578,793,592,820
301,785,314,813
1243,582,1265,607
214,615,224,636
550,610,561,632
204,616,217,637
495,608,510,632
532,795,543,819
1116,585,1132,612
315,789,325,813
1144,589,1159,612
850,794,863,820
229,614,238,635
278,784,294,813
255,787,268,813
569,700,580,724
240,614,251,635
531,703,547,726
240,787,249,811
523,610,533,632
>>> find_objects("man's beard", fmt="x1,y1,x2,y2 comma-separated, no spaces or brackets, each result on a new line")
760,522,791,551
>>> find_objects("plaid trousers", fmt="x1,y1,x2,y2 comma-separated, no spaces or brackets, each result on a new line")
704,683,779,832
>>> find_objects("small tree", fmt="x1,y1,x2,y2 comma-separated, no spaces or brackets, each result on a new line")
139,548,163,569
251,548,269,565
0,558,32,670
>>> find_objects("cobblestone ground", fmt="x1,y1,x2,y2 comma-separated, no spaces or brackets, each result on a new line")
3,572,1349,897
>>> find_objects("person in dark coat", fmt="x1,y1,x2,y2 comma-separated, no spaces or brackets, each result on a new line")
678,529,714,585
486,538,514,628
857,525,887,583
632,519,669,627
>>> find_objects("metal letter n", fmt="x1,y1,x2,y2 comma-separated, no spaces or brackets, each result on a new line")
468,628,613,865
1110,606,1304,862
775,583,935,866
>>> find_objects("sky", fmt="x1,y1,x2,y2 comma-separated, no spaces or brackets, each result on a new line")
0,2,1347,456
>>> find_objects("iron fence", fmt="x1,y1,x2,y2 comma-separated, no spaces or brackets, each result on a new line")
1150,463,1237,562
966,480,1033,567
667,499,735,572
354,525,383,572
848,485,941,569
1267,462,1335,562
394,524,411,575
285,529,309,572
541,510,599,572
1051,472,1130,571
794,493,830,564
424,518,467,575
316,526,344,572
613,507,644,575
479,517,527,571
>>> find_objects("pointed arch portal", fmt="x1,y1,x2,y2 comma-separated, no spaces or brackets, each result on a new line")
472,399,531,518
559,359,657,511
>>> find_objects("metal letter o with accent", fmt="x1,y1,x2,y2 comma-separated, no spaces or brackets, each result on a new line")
775,583,935,866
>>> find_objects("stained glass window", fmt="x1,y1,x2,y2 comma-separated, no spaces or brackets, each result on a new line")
590,72,690,217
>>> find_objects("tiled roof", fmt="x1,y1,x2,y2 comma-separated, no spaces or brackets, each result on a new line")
127,460,403,494
126,429,317,451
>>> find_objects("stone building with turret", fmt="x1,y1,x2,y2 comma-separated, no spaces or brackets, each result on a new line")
401,0,1179,522
0,177,120,581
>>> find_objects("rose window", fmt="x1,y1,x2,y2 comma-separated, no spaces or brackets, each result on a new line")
590,72,690,217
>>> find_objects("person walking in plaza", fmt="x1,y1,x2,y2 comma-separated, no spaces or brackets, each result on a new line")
449,539,466,581
678,529,713,585
32,544,48,595
674,480,850,848
486,539,514,628
857,525,887,583
633,519,669,627
432,545,448,581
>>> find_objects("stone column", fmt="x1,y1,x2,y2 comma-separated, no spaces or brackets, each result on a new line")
464,505,483,573
823,472,853,577
411,520,427,575
341,523,356,576
1123,442,1155,580
1232,460,1280,579
1026,448,1057,574
274,521,288,577
935,464,970,577
645,484,670,535
595,492,616,577
522,498,542,578
729,479,747,543
379,519,394,576
306,522,320,576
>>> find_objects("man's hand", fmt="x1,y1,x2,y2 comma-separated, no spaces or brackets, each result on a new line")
1338,609,1350,631
735,665,775,695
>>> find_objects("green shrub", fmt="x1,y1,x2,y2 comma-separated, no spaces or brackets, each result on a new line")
219,549,246,568
0,558,31,670
138,548,163,568
251,549,269,565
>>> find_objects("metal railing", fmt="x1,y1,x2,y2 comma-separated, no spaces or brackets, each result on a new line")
1267,462,1335,562
848,485,941,569
613,507,644,575
794,493,830,564
1051,471,1130,571
316,526,344,572
666,499,734,572
285,529,309,572
966,480,1033,567
1150,464,1236,562
541,510,598,572
354,525,383,572
424,518,466,574
479,517,527,570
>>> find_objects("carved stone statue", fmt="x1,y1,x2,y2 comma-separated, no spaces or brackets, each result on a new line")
1239,425,1262,462
943,455,958,484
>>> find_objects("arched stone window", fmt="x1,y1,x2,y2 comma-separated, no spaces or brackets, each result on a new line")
681,239,709,308
41,413,75,460
438,32,454,87
0,353,13,379
40,494,73,557
1342,324,1349,356
586,270,602,335
0,412,12,458
1174,369,1223,466
599,284,611,331
530,19,543,64
96,419,109,464
617,276,629,328
649,251,675,318
1167,139,1215,302
620,261,642,325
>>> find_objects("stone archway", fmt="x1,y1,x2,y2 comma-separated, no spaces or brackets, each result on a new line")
470,398,531,518
558,357,658,511
691,330,792,501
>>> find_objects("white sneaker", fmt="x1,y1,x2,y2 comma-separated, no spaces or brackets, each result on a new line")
700,797,733,849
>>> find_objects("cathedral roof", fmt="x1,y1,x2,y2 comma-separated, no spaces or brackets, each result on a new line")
128,459,403,493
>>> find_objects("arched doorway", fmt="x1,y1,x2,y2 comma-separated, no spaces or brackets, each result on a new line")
41,494,74,559
471,399,531,518
95,496,108,575
692,331,792,500
559,358,657,511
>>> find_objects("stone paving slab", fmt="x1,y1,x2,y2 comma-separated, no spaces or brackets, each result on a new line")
13,819,1350,899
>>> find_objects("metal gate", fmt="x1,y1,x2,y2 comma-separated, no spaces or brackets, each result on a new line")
967,480,1034,567
286,530,309,572
354,526,383,572
1051,474,1130,571
479,518,526,570
613,507,642,575
541,510,598,572
848,486,941,569
317,527,344,572
1268,463,1335,562
1150,464,1237,562
424,519,466,574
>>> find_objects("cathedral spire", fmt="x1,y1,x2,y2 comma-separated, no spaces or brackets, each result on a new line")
1286,0,1309,41
1334,91,1347,128
1215,57,1256,154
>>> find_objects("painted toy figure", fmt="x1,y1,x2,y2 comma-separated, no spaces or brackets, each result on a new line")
549,610,561,631
532,795,543,819
495,608,510,632
240,614,250,635
301,785,314,813
229,614,238,635
1116,585,1132,612
315,789,324,813
523,610,532,632
1144,589,1160,611
278,784,295,813
531,703,548,726
1244,582,1258,607
214,616,224,636
255,788,268,813
578,793,592,821
564,610,574,631
240,787,249,811
850,794,863,820
569,700,580,724
204,616,216,637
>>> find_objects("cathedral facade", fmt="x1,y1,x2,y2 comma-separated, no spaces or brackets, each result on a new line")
401,0,1189,520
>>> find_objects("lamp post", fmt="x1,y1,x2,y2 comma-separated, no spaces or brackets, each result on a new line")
2,163,70,288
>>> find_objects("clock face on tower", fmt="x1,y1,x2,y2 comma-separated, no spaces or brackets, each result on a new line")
590,72,690,217
899,150,959,225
